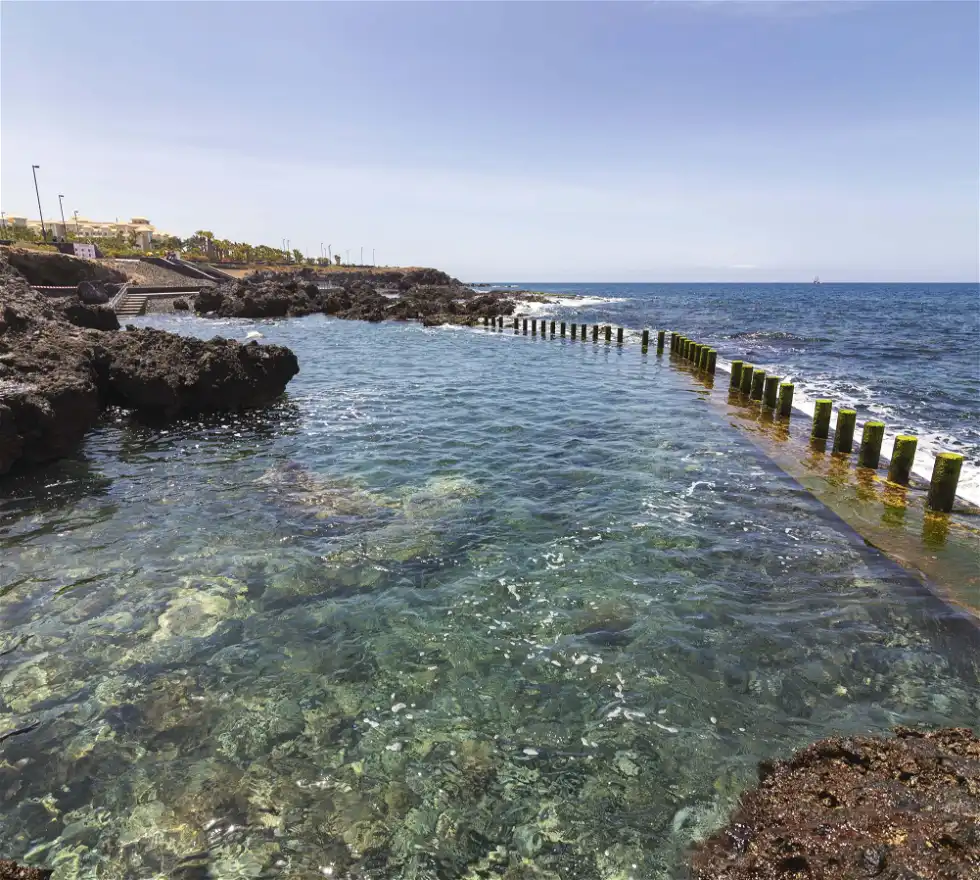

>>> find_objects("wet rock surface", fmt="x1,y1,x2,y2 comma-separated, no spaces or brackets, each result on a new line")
194,269,548,325
0,253,299,475
690,726,980,880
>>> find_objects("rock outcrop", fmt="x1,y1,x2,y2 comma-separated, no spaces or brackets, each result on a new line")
0,253,299,475
1,245,126,287
689,726,980,880
194,271,531,326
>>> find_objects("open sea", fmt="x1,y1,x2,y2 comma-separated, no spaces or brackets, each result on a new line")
1,287,979,878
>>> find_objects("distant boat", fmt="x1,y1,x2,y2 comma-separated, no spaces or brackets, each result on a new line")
813,276,821,284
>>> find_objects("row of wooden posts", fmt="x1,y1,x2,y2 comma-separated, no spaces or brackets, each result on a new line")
480,315,964,514
671,331,964,514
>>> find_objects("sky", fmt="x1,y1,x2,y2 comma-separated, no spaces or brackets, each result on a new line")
2,1,978,281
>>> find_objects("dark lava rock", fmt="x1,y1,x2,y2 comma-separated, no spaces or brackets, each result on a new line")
194,278,321,318
102,329,299,417
76,280,110,304
689,726,980,880
0,251,299,475
0,860,53,880
173,297,190,311
1,245,126,287
54,297,120,331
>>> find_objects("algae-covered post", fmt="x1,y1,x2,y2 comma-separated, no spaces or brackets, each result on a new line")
592,324,599,342
730,361,744,390
812,399,832,439
657,329,666,352
571,323,578,340
888,436,918,485
763,375,781,408
522,318,528,335
926,452,963,512
605,325,612,343
700,347,710,371
498,316,503,329
531,318,537,335
617,327,624,345
858,420,885,468
778,382,794,418
750,369,766,401
560,321,567,338
513,318,519,332
550,320,556,335
706,349,717,375
833,409,857,454
739,364,755,395
641,329,649,351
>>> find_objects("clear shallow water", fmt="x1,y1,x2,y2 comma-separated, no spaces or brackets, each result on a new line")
1,315,979,879
514,283,980,504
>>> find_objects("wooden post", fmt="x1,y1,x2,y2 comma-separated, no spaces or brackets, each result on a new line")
657,330,665,352
671,333,678,352
750,368,766,400
739,363,754,394
513,318,519,332
707,349,717,375
699,347,710,371
531,318,537,335
730,360,744,390
571,323,578,340
812,399,832,439
483,316,489,328
498,316,503,329
617,327,624,345
926,452,963,512
778,382,794,417
857,420,885,468
887,435,918,485
592,324,599,342
833,409,857,453
560,321,567,337
763,375,781,408
605,325,612,343
550,320,555,335
642,329,649,351
522,318,528,335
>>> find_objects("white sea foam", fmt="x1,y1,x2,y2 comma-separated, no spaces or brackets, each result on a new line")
714,357,980,507
518,296,624,315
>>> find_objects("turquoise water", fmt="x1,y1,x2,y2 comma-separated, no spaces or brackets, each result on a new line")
2,315,978,879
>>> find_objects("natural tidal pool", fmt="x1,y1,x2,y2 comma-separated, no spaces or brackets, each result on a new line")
2,315,978,879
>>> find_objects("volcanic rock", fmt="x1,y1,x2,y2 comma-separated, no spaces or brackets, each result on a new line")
76,280,111,304
1,245,126,287
173,297,190,311
689,726,980,880
0,251,299,475
101,329,299,417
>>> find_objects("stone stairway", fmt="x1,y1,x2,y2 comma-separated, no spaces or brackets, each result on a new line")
114,290,149,317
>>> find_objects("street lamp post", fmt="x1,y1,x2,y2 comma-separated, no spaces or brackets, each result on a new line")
31,165,47,241
58,194,68,241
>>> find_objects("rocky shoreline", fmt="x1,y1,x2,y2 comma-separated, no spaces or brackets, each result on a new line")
690,726,979,879
0,252,298,475
190,267,554,325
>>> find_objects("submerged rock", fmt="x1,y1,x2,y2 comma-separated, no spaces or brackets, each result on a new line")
0,861,53,880
689,726,980,880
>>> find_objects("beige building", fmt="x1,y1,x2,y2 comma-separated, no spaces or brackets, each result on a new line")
3,215,165,250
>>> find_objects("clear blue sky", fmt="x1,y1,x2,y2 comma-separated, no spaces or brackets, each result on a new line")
2,1,977,281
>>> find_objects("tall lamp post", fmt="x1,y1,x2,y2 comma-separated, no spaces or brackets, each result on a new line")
58,194,68,241
31,165,47,241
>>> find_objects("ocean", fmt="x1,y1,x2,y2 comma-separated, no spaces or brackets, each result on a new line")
1,306,978,878
517,282,980,505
